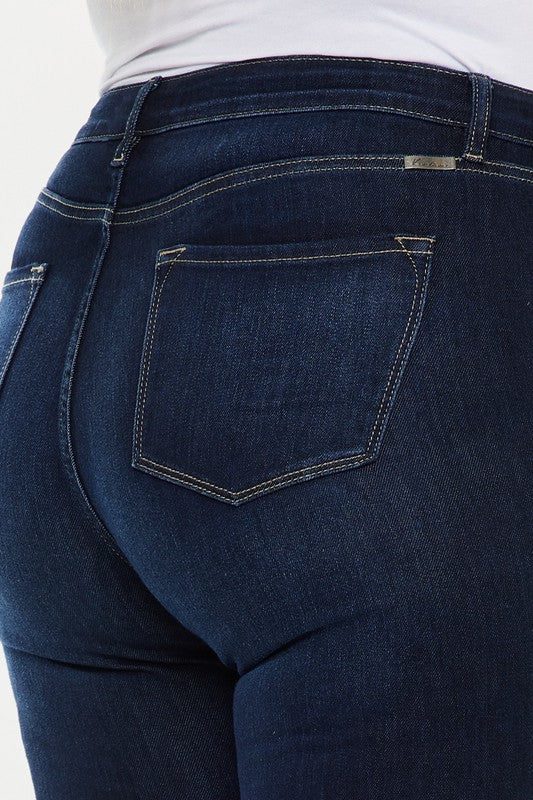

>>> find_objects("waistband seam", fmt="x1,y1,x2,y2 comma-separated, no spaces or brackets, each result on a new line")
73,102,468,143
95,55,533,98
75,58,533,156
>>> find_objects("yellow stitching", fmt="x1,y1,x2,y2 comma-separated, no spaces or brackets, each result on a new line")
159,246,187,258
134,261,173,457
367,238,431,454
456,166,533,183
111,166,412,226
40,188,109,211
481,81,491,155
363,237,421,454
2,276,45,288
133,263,401,496
113,162,533,227
95,57,480,108
116,155,404,218
39,160,533,230
237,239,432,501
491,129,533,146
158,248,433,265
74,123,533,149
471,76,480,152
136,247,369,481
364,244,431,466
36,198,105,222
114,167,399,223
237,236,434,498
73,102,464,143
465,76,479,156
133,238,432,500
389,236,436,241
136,452,372,501
116,163,533,227
134,103,464,137
0,279,40,379
100,57,470,97
466,78,491,159
490,79,533,96
134,254,183,458
481,159,533,174
139,450,371,496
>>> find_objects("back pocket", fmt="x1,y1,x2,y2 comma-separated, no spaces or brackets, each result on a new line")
132,233,435,504
0,262,49,397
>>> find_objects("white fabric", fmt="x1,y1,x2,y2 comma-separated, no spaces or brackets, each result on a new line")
87,0,533,95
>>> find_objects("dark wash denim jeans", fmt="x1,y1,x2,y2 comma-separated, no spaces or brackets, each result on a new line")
0,55,531,799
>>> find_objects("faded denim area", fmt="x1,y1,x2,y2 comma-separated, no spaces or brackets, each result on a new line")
0,56,532,799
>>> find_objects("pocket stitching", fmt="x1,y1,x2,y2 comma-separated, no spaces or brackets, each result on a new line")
132,238,433,502
365,236,429,457
133,250,184,463
0,268,46,387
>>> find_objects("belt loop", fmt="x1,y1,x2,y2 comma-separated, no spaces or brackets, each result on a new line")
462,72,493,162
110,74,163,169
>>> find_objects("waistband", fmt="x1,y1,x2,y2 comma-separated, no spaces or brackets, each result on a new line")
72,55,533,162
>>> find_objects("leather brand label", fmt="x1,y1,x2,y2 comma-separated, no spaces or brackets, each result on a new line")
404,155,457,170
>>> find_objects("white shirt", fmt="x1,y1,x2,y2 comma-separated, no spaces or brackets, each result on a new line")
87,0,533,95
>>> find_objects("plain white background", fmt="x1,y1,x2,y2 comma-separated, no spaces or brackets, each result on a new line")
1,3,104,796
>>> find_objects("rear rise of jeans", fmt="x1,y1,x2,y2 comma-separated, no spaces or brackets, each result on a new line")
0,55,531,800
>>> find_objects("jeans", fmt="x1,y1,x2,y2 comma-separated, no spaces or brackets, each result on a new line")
0,55,531,799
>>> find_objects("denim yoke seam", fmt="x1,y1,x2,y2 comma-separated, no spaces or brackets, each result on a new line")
111,160,533,225
36,165,533,227
32,202,106,222
35,163,533,230
0,273,45,384
38,189,110,211
36,156,533,226
132,237,434,503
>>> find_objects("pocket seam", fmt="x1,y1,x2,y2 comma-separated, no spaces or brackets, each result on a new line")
0,265,47,389
132,237,434,503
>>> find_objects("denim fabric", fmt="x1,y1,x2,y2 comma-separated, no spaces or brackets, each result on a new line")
0,55,531,799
